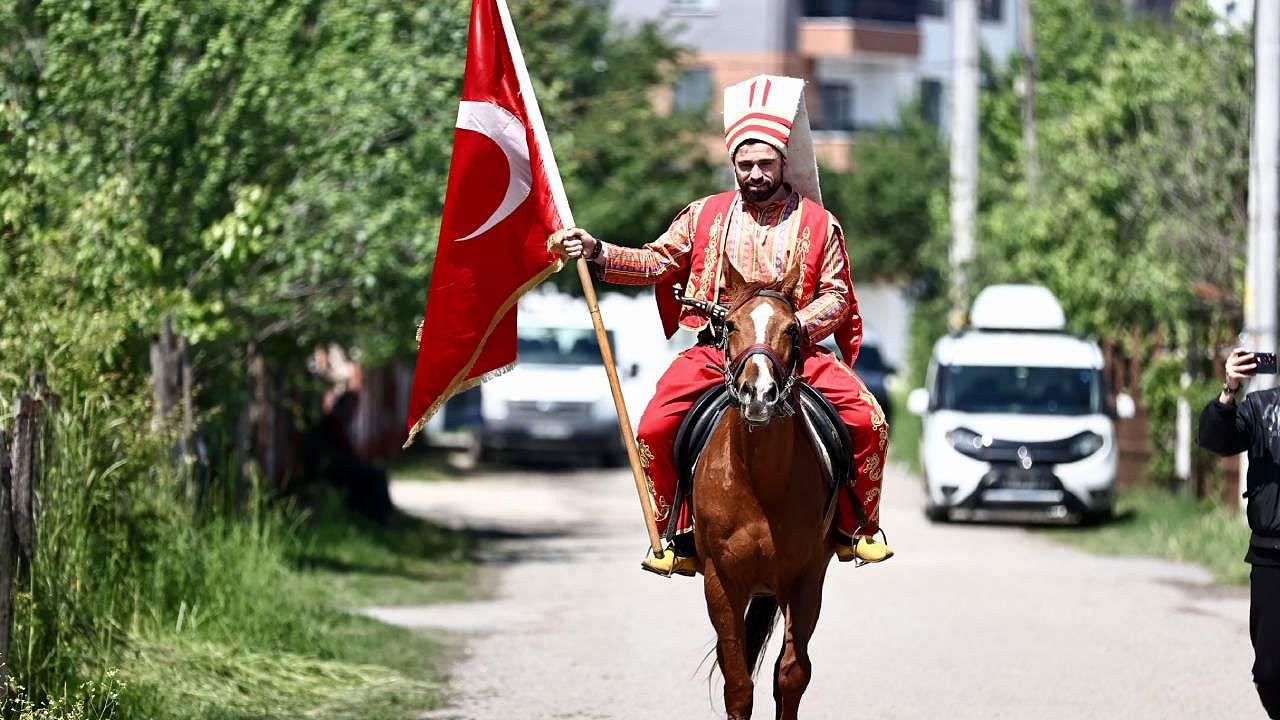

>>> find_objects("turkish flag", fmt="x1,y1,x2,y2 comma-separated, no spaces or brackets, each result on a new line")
405,0,572,443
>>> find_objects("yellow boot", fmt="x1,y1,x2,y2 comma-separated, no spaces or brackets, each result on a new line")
836,536,894,564
640,548,699,577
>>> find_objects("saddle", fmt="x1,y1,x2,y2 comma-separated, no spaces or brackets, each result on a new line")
665,381,853,544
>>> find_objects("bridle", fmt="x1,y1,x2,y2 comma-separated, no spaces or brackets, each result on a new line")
677,287,801,428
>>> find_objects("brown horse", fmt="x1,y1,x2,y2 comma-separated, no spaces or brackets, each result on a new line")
692,260,836,720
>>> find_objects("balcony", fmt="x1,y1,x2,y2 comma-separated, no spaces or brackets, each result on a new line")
800,0,920,57
798,21,920,58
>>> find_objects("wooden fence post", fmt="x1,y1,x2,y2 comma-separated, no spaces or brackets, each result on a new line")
180,337,194,456
28,373,51,517
151,317,180,430
0,427,13,698
12,396,35,564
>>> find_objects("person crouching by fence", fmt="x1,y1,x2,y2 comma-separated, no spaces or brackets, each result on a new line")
1196,348,1280,718
299,391,395,527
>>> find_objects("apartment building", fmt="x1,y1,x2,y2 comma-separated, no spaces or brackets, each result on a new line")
609,0,1021,171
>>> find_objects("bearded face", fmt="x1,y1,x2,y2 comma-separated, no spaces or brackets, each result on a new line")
733,141,786,203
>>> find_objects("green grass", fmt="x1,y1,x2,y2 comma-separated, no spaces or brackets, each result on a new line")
383,450,459,484
1039,487,1253,585
110,506,477,720
8,392,478,719
888,383,922,473
292,496,477,609
118,631,448,720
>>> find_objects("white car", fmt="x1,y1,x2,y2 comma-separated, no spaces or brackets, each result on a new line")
907,285,1135,524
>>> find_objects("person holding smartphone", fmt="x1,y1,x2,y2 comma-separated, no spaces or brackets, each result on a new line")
1198,347,1280,717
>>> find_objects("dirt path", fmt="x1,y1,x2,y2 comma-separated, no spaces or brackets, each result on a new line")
369,463,1261,719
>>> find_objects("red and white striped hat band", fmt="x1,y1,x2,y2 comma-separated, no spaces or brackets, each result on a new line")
721,74,822,204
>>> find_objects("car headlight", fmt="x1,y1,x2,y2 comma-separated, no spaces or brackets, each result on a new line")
946,427,986,453
1069,431,1104,459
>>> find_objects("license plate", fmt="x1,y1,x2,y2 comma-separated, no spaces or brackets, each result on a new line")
1000,471,1042,489
983,489,1064,504
530,422,572,440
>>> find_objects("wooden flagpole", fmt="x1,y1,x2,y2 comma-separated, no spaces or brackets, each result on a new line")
504,0,662,557
574,258,664,555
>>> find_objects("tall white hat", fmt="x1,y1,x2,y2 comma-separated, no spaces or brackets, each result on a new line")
722,75,821,204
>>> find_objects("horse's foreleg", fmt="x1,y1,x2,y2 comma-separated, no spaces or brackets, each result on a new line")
774,573,824,720
704,564,754,719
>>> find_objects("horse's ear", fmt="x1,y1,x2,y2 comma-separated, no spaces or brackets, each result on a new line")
780,258,804,298
721,260,748,296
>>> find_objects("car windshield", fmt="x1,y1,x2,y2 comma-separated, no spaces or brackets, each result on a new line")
518,327,614,365
935,364,1102,415
854,346,887,373
821,337,889,372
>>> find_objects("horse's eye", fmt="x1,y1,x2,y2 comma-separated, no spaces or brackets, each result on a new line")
724,321,736,334
786,324,799,337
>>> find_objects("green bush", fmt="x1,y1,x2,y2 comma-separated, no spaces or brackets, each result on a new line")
1139,355,1228,494
2,388,468,719
5,390,302,712
1140,356,1184,487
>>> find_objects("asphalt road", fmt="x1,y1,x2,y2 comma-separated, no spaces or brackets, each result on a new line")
369,462,1261,720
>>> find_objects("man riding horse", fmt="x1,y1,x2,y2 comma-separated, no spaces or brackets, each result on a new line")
562,74,893,576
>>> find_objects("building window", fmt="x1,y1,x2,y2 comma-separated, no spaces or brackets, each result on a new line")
668,0,719,15
673,67,713,111
803,0,853,16
921,1,1002,21
802,0,918,24
818,82,855,132
920,79,943,127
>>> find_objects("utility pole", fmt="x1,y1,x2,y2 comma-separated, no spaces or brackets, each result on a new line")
949,0,980,330
1243,0,1279,507
1247,0,1278,391
1018,0,1039,189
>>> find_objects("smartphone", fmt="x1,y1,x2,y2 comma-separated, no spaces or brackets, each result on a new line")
1256,352,1278,375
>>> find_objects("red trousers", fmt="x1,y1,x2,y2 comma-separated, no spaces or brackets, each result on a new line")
636,343,887,544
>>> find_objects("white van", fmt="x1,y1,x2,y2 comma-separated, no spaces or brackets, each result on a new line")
474,289,660,465
907,285,1135,524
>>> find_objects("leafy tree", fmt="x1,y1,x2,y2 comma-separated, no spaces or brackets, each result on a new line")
820,108,949,283
522,0,718,293
889,0,1250,485
0,0,712,411
0,0,717,707
973,0,1250,348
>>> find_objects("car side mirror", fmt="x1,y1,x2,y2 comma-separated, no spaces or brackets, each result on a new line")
1114,392,1136,420
907,388,930,417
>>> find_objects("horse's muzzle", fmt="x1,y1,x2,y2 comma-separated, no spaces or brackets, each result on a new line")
738,377,779,424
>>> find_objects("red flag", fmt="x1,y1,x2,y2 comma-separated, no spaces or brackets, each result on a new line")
404,0,571,444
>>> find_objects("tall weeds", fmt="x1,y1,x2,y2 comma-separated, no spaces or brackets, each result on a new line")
6,390,349,717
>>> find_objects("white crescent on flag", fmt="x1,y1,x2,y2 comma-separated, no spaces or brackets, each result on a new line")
454,100,532,242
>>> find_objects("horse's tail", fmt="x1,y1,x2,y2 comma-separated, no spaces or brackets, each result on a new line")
744,595,781,678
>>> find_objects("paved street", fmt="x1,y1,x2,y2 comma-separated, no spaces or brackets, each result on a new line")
369,462,1261,719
